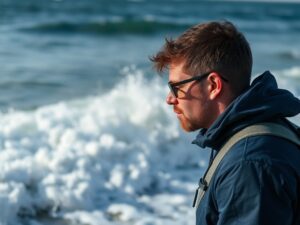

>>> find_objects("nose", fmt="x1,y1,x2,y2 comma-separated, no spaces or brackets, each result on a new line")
166,92,178,105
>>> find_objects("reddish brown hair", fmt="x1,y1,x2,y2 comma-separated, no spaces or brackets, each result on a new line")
150,21,252,96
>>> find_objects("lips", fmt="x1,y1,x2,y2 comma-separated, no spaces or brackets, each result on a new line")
173,107,183,115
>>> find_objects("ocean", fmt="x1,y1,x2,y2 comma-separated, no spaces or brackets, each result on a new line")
0,0,300,225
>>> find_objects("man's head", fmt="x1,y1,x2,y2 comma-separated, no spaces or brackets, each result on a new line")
151,21,252,131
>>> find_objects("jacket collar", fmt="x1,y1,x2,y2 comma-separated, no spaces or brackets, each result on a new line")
192,71,300,150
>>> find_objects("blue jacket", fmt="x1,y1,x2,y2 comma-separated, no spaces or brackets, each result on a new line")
193,71,300,225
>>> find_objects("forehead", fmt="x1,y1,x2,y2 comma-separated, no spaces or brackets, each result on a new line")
169,61,190,81
169,58,185,70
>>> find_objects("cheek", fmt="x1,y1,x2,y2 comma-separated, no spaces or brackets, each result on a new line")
183,101,201,119
191,98,209,118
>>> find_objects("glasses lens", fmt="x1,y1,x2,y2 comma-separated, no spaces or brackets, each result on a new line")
176,88,185,98
169,83,186,98
172,86,179,98
168,82,176,97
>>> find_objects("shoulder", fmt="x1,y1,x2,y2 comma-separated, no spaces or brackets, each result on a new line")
216,134,300,174
211,134,300,198
196,135,300,224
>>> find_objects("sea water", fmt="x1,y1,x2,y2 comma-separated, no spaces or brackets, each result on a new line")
0,0,300,225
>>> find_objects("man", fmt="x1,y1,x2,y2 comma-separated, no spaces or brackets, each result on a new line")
151,21,300,225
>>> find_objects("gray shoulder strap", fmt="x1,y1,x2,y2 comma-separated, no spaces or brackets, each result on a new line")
205,122,300,187
194,122,300,209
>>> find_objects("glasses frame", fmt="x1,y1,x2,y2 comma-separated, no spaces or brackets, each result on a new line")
168,72,229,98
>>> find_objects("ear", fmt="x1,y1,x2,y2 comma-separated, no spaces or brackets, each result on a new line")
207,72,223,100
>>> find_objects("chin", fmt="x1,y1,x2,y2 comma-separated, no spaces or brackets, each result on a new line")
180,121,200,132
178,115,203,132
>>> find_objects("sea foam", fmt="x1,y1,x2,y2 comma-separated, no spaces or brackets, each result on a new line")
0,70,205,225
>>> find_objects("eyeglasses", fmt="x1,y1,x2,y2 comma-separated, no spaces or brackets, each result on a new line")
168,72,229,98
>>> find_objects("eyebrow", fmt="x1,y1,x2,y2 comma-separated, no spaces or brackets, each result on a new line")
169,72,229,86
168,79,181,84
170,73,211,86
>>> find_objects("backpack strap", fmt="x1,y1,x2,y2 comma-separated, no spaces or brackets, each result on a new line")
193,122,300,209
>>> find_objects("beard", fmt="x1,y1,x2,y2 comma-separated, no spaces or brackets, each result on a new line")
175,102,212,132
177,113,200,132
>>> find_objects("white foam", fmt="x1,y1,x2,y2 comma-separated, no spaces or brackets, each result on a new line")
279,66,300,79
64,211,111,225
273,67,300,98
0,70,205,224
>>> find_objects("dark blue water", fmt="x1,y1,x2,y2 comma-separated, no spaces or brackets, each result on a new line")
1,0,300,111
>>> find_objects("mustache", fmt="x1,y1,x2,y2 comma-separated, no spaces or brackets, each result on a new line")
173,107,183,114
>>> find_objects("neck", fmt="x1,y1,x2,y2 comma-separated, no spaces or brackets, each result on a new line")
206,97,233,129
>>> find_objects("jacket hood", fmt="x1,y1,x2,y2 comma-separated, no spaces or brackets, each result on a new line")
193,71,300,149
